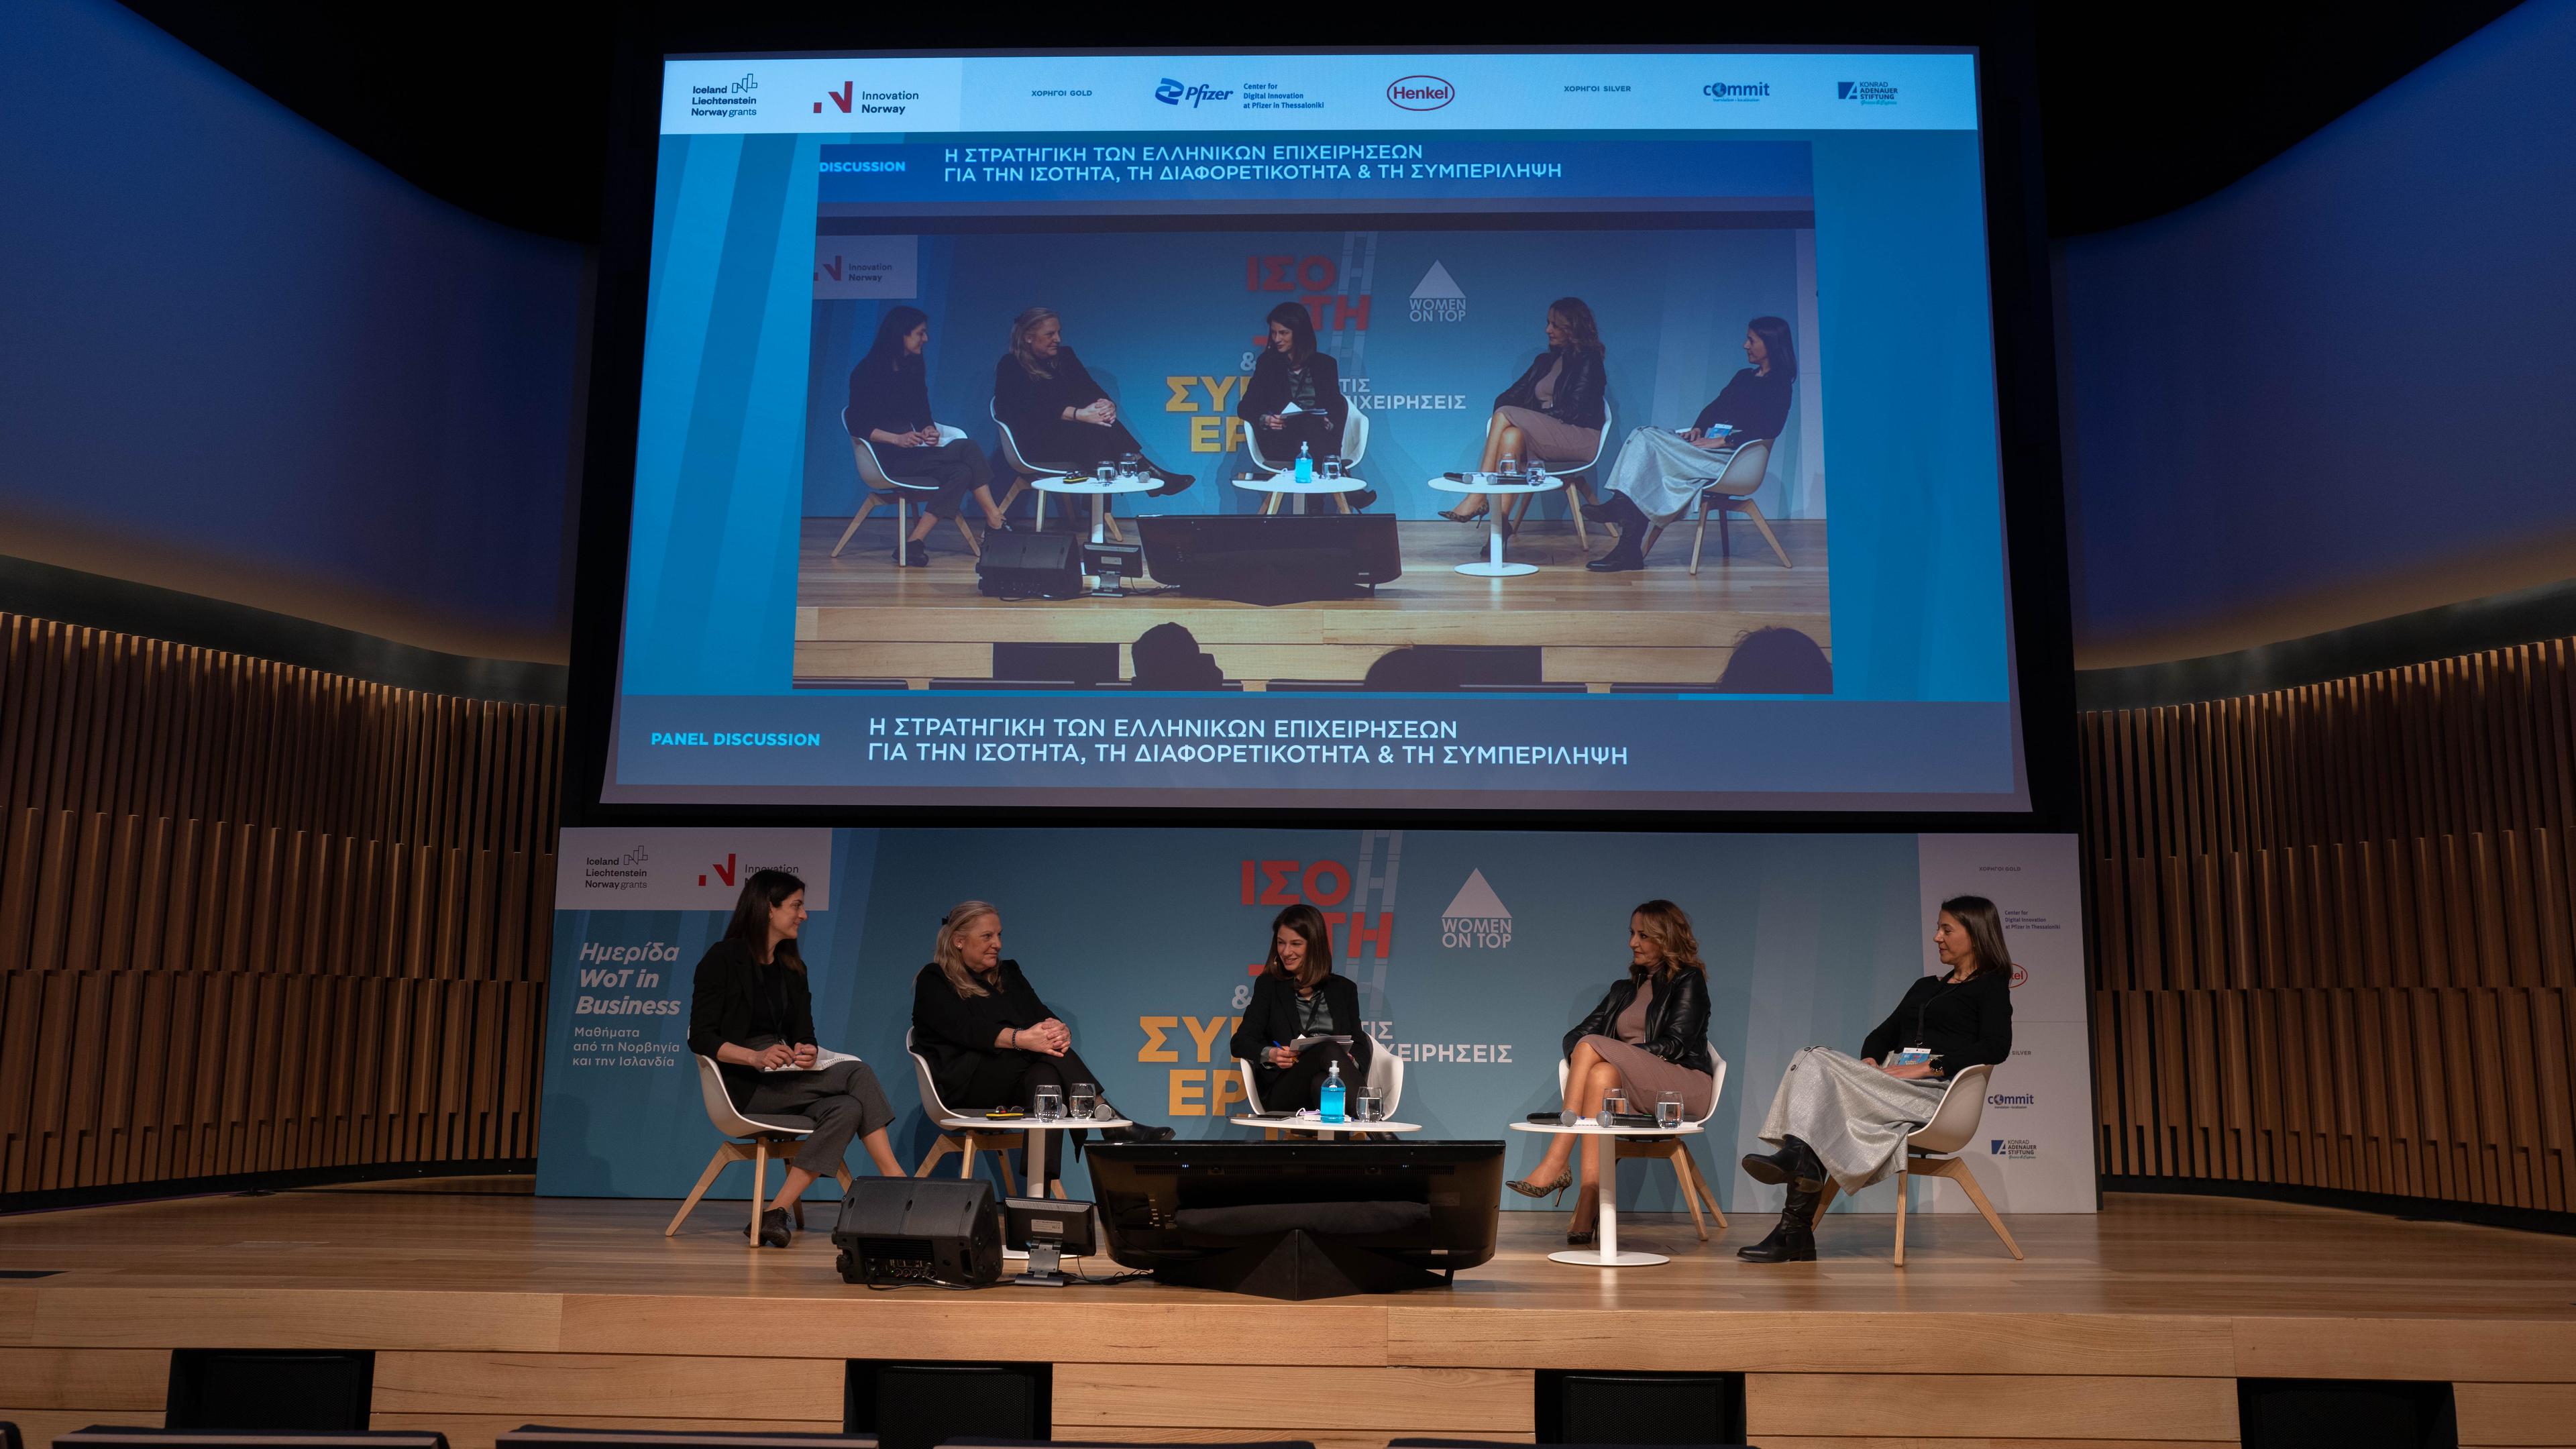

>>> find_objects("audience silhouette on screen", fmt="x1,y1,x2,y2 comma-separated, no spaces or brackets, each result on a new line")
1131,622,1226,690
1715,627,1832,694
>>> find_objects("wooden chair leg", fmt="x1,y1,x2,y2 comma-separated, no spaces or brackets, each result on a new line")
1104,510,1127,543
985,1135,1020,1195
1034,488,1048,533
1263,491,1283,515
894,500,910,567
1738,498,1792,569
749,1141,772,1248
1331,491,1352,514
915,1134,959,1177
1813,1179,1841,1218
665,1142,743,1236
831,496,882,557
1892,1165,1910,1267
1665,1145,1709,1241
1689,502,1712,575
1917,1155,2024,1260
1719,504,1732,559
837,1164,856,1191
1693,1149,1728,1231
1566,481,1591,553
996,477,1028,519
955,513,982,557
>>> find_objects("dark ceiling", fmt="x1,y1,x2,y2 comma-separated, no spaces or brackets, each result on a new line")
117,2,2519,245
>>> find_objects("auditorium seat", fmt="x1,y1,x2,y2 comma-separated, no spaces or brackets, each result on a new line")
502,1428,878,1449
1811,1061,2023,1265
56,1432,449,1449
664,1054,853,1244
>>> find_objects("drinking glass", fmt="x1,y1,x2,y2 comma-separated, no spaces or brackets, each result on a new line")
1068,1082,1098,1120
1599,1088,1629,1124
1656,1091,1685,1129
1032,1085,1064,1122
1357,1087,1385,1123
1498,448,1520,476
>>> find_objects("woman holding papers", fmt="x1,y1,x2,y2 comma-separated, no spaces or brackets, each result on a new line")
686,869,906,1248
1582,316,1796,572
847,305,1008,563
1436,297,1610,525
1735,895,2013,1263
991,307,1195,496
1507,900,1715,1246
1236,303,1377,510
1230,903,1376,1110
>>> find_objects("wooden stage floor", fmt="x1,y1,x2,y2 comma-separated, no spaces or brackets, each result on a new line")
8,1183,2576,1446
794,517,1829,688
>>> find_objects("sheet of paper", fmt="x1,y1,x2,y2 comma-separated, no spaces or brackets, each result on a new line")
763,1046,861,1073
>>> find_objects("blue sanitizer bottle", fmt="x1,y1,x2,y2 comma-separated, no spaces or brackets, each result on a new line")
1320,1060,1346,1122
1295,440,1313,484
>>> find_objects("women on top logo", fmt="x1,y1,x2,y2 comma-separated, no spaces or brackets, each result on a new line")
1441,869,1511,949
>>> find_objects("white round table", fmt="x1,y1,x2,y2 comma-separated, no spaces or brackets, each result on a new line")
1508,1119,1704,1267
1426,474,1564,577
1230,474,1370,516
934,1112,1131,1261
1230,1115,1421,1138
1034,472,1159,545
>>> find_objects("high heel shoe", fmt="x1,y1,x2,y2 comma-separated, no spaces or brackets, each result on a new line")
1505,1168,1573,1204
1565,1227,1596,1246
1438,504,1491,523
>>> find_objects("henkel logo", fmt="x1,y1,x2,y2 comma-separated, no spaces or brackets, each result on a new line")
1410,261,1466,323
2010,961,2029,987
1156,78,1234,107
1440,869,1510,949
1387,75,1454,110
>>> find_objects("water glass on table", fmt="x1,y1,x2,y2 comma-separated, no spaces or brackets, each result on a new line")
1655,1090,1685,1129
1356,1087,1385,1123
1068,1082,1098,1120
1032,1085,1064,1121
1598,1089,1629,1124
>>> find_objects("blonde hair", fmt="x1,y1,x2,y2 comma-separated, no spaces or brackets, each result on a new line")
1008,307,1060,380
934,900,1001,998
1629,899,1706,980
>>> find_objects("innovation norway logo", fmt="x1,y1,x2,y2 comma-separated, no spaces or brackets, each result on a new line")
1440,869,1510,949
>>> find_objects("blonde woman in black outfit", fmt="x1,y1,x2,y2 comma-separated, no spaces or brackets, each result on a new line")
1507,900,1714,1244
990,308,1193,496
910,900,1174,1186
686,869,905,1248
1437,297,1610,526
1229,903,1374,1109
1736,894,2015,1263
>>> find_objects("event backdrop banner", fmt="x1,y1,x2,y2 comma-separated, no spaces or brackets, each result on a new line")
539,827,2094,1214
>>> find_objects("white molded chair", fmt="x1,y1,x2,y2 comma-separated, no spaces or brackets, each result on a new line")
833,412,978,565
1556,1038,1729,1239
1642,438,1788,572
906,1027,1023,1193
1248,407,1373,515
1502,399,1614,549
990,400,1125,542
665,1054,854,1244
1235,1037,1405,1132
1811,1061,2023,1266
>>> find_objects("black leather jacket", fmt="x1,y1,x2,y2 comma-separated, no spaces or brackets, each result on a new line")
1562,967,1713,1075
1495,345,1608,431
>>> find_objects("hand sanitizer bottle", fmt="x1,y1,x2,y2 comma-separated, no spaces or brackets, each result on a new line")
1320,1061,1346,1122
1295,440,1313,485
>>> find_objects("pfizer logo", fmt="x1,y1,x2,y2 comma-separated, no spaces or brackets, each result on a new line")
1387,75,1454,110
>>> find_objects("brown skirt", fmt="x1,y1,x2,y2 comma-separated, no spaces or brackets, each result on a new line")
1579,1034,1715,1119
1497,406,1603,468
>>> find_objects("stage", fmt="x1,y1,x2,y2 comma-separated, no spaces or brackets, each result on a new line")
793,517,1831,688
7,1183,2576,1448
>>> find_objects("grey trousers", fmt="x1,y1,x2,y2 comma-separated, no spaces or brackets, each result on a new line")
739,1059,895,1175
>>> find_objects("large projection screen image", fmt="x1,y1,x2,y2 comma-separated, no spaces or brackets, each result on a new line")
605,50,2029,812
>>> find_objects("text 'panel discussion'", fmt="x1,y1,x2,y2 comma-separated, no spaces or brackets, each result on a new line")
6,1,2576,1447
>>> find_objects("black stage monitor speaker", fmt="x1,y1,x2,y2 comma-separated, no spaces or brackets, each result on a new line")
2238,1379,2459,1449
845,1361,1049,1449
503,1428,879,1449
61,1433,443,1449
1536,1370,1748,1444
976,531,1084,598
833,1178,1003,1287
1138,514,1401,603
164,1350,378,1431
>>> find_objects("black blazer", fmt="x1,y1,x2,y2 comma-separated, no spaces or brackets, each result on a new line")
1494,345,1607,431
847,357,934,439
911,959,1057,1106
1562,967,1713,1076
1860,968,2012,1075
686,938,818,1102
1236,349,1346,435
1229,971,1375,1071
993,347,1110,439
1690,366,1792,444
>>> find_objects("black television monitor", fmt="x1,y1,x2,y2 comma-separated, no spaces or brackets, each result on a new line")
1136,513,1403,602
1083,1140,1503,1299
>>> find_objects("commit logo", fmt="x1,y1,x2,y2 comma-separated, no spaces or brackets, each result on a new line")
1440,869,1511,949
1387,75,1455,110
1986,1092,2036,1110
1703,80,1769,101
1411,261,1466,322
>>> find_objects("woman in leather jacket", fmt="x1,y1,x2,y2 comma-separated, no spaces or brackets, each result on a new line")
1436,298,1609,527
1509,899,1715,1244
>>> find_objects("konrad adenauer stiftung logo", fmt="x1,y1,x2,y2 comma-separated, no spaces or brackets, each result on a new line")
1442,869,1510,949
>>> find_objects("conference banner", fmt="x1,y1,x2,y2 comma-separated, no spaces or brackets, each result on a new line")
539,826,2095,1214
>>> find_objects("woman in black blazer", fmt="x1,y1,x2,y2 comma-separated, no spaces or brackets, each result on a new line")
1438,297,1610,525
991,307,1194,496
1228,903,1376,1110
846,305,1007,564
1508,900,1715,1245
1234,303,1378,511
686,869,904,1248
910,900,1173,1183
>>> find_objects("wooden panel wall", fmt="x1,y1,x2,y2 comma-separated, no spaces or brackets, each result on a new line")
0,612,563,1195
2083,637,2576,1212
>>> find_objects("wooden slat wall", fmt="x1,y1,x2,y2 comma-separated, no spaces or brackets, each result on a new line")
0,612,562,1195
2083,637,2576,1213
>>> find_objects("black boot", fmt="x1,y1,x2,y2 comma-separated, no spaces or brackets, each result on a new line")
1735,1181,1819,1263
1100,1122,1175,1143
1346,488,1379,511
1586,538,1646,572
744,1206,792,1248
1740,1136,1829,1189
1146,467,1196,498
